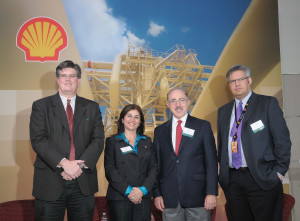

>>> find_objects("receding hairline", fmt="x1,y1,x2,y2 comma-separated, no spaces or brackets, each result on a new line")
167,88,189,100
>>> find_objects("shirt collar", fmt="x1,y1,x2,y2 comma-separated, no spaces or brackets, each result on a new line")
115,132,146,141
172,113,188,125
59,93,76,104
235,90,252,108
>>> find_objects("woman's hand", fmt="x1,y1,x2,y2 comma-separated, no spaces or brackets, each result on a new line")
128,187,143,204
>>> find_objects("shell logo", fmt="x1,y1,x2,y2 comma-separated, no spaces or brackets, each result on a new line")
16,17,68,62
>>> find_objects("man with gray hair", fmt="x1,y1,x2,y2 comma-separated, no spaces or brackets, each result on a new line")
217,65,291,221
153,88,218,221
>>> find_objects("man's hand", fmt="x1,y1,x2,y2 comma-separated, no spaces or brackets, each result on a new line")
204,195,217,210
61,171,73,181
59,159,84,179
128,187,143,204
277,173,283,182
154,196,165,212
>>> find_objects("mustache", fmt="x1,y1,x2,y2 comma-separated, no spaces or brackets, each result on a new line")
175,107,183,111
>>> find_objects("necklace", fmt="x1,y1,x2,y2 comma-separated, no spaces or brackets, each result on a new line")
124,132,136,145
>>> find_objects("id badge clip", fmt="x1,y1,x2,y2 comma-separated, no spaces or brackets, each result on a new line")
231,141,238,153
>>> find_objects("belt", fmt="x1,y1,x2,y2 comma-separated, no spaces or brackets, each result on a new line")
229,167,248,171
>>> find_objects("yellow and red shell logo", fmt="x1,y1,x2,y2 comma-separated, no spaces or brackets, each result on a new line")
16,17,68,62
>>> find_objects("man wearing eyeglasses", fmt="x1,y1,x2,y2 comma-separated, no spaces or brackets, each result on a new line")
153,88,218,221
30,60,104,221
217,65,291,221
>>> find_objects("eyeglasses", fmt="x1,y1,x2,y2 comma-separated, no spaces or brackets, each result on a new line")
228,77,249,84
59,74,77,79
168,98,188,105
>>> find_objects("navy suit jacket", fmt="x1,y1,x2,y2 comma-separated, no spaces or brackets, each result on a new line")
30,93,104,201
217,93,291,191
153,115,218,208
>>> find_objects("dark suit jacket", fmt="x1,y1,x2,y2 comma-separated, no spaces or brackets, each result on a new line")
217,92,291,191
152,115,218,208
30,93,104,201
104,134,157,200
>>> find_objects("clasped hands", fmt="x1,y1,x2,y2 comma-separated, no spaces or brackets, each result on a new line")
60,159,85,181
128,187,143,204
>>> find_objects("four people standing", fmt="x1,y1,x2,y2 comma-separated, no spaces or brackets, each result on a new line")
217,65,291,221
30,60,291,221
30,60,105,221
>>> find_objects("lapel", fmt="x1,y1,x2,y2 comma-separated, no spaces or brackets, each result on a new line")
223,100,234,145
164,119,174,153
242,92,258,126
73,96,87,134
137,138,149,158
51,93,70,134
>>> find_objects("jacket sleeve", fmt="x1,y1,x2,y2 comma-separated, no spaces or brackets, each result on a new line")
104,137,128,195
30,100,65,169
268,97,291,176
203,121,218,196
142,139,158,193
217,108,222,164
152,128,162,198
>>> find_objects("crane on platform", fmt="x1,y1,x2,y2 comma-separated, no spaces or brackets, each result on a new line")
83,44,214,137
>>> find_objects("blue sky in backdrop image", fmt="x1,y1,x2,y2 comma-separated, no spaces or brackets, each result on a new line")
62,0,251,66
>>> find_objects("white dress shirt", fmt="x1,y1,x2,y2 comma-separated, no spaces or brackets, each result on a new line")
59,93,76,113
171,113,188,152
227,91,252,168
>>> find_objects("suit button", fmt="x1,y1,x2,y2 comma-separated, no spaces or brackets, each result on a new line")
176,160,180,163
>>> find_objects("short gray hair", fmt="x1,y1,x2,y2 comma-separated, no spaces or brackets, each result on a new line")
167,88,189,101
226,65,251,81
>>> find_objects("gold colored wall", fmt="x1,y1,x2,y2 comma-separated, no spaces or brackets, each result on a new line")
0,0,288,205
191,0,282,131
0,0,105,203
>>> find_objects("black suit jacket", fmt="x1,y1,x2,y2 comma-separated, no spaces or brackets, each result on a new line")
153,115,218,208
30,93,104,201
217,93,291,191
104,134,157,200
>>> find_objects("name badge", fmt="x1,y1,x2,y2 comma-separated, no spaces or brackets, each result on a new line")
250,120,265,133
120,146,133,154
182,127,195,137
231,141,238,153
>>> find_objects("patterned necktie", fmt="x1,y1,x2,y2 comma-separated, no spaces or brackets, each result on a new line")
231,101,243,169
175,120,182,156
66,99,75,160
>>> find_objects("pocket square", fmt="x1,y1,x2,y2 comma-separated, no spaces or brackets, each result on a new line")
85,118,89,120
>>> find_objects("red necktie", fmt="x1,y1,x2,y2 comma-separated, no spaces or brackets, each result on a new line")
175,120,182,156
66,99,75,160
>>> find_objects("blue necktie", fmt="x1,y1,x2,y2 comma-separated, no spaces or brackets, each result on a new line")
231,101,243,169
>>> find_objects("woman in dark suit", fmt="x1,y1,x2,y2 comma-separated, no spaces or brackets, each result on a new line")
104,104,157,221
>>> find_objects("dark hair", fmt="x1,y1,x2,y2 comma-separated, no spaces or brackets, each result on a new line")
56,60,81,78
226,65,250,81
117,104,145,135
